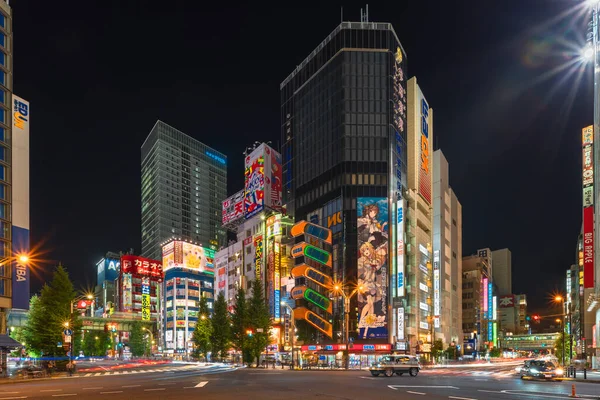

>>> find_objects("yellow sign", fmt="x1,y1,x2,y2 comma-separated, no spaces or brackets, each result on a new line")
142,294,151,321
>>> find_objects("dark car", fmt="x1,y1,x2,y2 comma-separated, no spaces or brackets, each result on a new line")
520,360,564,379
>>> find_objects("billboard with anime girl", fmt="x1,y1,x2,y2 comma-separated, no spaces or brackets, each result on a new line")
357,197,389,339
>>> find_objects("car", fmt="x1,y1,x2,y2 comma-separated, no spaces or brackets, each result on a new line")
515,360,533,374
520,359,564,379
369,355,421,377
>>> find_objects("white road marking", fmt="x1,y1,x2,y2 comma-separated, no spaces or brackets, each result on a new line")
406,391,426,396
82,388,103,390
477,390,502,394
100,392,123,394
84,373,92,377
249,373,282,375
195,381,208,388
388,385,459,390
158,383,175,386
51,395,77,397
121,385,141,388
359,376,379,380
94,373,102,376
0,397,27,400
143,388,166,392
40,390,62,392
449,397,478,400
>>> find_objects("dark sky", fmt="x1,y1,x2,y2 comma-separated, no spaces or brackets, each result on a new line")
15,0,591,310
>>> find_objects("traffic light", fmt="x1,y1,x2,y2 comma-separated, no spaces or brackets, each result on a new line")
246,330,253,337
532,314,541,323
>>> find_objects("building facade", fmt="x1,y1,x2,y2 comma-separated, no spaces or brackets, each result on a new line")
498,293,528,336
432,149,462,348
491,248,512,296
141,120,227,261
281,19,411,354
94,252,122,315
161,239,215,357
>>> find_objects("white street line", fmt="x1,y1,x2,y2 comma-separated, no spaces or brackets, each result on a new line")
0,397,26,400
165,371,174,374
388,386,459,390
40,390,62,392
82,388,103,390
130,370,139,374
449,397,478,400
84,373,92,377
477,390,502,394
406,391,426,396
143,388,165,392
0,393,20,395
249,373,282,375
195,381,208,388
51,395,77,397
121,385,141,388
158,383,175,386
100,392,123,395
94,373,101,376
359,376,378,380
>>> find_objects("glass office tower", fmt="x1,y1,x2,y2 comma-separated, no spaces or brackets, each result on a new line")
141,121,227,261
281,21,408,345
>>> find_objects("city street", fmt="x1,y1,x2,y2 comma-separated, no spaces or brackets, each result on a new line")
0,363,599,400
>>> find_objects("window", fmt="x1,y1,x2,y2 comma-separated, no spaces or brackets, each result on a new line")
0,33,5,48
452,251,457,259
0,14,5,29
246,263,252,272
452,219,457,226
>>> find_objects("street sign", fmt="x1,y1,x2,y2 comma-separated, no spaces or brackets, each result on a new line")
64,335,72,343
63,329,73,336
57,342,62,347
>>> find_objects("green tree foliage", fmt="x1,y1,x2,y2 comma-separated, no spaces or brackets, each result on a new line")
445,345,458,360
129,321,147,357
210,292,231,361
23,265,80,356
431,339,445,360
247,279,272,366
489,347,502,358
192,297,212,360
231,288,249,362
555,332,575,365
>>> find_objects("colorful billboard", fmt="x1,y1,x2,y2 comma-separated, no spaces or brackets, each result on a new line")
121,255,164,280
122,273,132,312
498,294,515,308
397,199,405,297
244,147,265,218
483,277,489,313
162,241,215,275
392,46,407,195
142,277,151,321
265,144,283,211
254,235,263,279
582,125,594,289
419,93,432,204
433,250,440,328
215,252,228,299
11,95,30,310
222,190,244,225
274,242,281,320
357,197,389,339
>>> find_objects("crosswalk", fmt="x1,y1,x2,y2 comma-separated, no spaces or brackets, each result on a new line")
80,364,222,377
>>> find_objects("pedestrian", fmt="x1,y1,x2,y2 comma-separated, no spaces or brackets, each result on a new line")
66,362,73,376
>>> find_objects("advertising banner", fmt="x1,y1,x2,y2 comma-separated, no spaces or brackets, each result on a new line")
106,258,120,282
222,190,244,225
274,242,281,320
122,273,132,312
141,294,151,320
215,252,228,299
498,295,515,308
483,278,489,313
357,197,389,339
397,199,405,297
397,307,405,341
492,296,497,321
392,46,407,195
264,144,283,211
267,240,275,317
582,125,595,289
584,206,594,288
121,255,163,281
488,282,493,320
244,145,265,218
254,235,263,279
416,87,432,205
433,250,440,321
162,241,214,275
11,95,30,310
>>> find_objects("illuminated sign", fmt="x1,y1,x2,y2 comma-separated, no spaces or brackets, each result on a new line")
397,199,405,297
254,235,263,279
206,151,226,164
397,308,405,340
392,46,406,194
291,264,333,288
419,244,428,255
274,242,280,320
304,288,331,312
161,242,214,275
433,250,440,318
222,190,244,225
122,273,132,312
582,125,595,289
492,295,497,321
122,255,164,280
488,322,493,342
142,294,151,321
488,282,493,320
499,295,515,308
419,321,429,330
13,97,28,130
291,242,332,267
419,282,428,293
483,278,489,313
244,150,265,218
419,95,431,204
290,220,332,244
419,302,428,311
301,308,332,337
583,207,594,288
493,322,498,347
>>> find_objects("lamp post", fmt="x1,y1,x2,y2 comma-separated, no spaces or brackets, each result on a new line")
280,302,295,370
554,295,570,366
331,283,364,370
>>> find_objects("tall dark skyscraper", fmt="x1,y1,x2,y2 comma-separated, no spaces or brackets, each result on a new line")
281,20,410,348
141,121,227,261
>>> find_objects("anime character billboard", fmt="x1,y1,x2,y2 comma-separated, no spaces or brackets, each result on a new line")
357,197,389,339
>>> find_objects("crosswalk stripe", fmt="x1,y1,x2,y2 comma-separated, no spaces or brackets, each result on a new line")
94,373,101,376
85,373,92,376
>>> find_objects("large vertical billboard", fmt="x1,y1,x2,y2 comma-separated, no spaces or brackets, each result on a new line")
433,250,440,328
11,95,30,310
265,145,283,212
582,125,594,288
392,46,407,195
222,190,244,225
244,143,283,218
396,198,405,297
418,90,432,205
357,197,389,339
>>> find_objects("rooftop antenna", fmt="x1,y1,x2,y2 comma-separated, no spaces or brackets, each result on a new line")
366,4,369,22
360,8,363,23
341,6,343,23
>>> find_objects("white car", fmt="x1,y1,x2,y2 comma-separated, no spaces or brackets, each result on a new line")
369,355,421,377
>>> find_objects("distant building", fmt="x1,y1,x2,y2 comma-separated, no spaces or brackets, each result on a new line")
498,293,528,335
94,251,122,314
141,120,227,261
432,150,463,349
491,248,512,296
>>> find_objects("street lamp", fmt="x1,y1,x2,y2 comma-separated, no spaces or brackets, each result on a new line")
280,301,296,370
330,282,365,370
554,295,569,367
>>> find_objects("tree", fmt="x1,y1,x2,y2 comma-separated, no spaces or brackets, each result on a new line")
489,347,502,358
192,297,212,360
129,321,146,357
431,339,445,361
247,279,272,367
23,265,80,357
210,292,231,361
555,332,575,365
231,288,249,363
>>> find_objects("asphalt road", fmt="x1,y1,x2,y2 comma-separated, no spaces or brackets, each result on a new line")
0,363,599,399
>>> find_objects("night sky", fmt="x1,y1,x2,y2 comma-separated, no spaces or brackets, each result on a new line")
15,0,591,311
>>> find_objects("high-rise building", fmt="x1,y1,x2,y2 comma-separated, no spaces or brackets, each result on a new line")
491,248,512,296
94,252,122,315
141,121,227,260
497,293,528,335
281,17,421,360
432,150,462,348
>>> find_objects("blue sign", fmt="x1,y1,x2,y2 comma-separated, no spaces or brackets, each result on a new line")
274,289,280,320
488,322,493,342
11,226,30,310
397,272,404,289
106,259,120,282
325,345,333,351
319,355,326,361
488,282,493,320
363,345,375,351
63,329,73,336
205,151,226,165
308,345,317,351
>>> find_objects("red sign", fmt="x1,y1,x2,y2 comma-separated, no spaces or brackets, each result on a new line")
301,343,391,352
76,300,89,309
498,295,515,308
584,206,594,288
121,255,164,281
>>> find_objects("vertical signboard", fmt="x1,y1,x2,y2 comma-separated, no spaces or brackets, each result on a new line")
244,145,265,218
433,250,440,328
492,295,497,321
397,307,405,341
222,190,244,225
392,46,407,194
11,95,30,310
397,199,405,297
488,282,493,320
357,197,389,339
122,273,132,312
254,235,263,280
582,125,595,288
142,277,151,321
274,242,281,320
416,87,432,205
265,145,283,211
483,278,489,314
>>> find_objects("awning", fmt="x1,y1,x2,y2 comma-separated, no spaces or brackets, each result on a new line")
0,335,22,349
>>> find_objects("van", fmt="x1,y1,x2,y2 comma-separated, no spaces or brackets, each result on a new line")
369,355,421,377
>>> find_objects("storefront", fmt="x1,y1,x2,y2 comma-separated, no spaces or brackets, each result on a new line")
300,344,392,369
